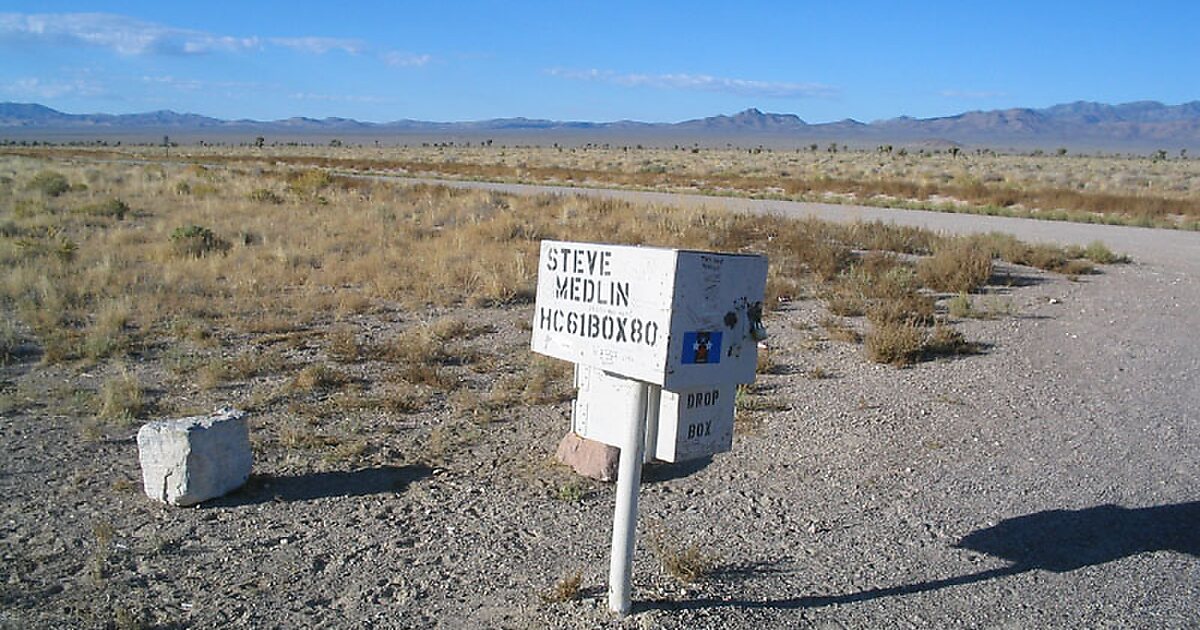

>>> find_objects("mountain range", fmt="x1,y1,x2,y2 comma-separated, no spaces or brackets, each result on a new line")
3,101,1198,152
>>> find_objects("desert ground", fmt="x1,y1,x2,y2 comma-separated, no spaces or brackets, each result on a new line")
1,150,1197,628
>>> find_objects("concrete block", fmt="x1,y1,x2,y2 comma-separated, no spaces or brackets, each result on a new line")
555,431,619,482
137,408,252,506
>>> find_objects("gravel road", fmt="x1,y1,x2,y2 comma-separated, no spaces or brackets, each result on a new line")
404,178,1200,627
2,177,1197,628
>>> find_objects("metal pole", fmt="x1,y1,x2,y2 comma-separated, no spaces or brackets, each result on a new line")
608,379,648,616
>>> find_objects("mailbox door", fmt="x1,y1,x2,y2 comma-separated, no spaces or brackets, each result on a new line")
654,385,737,463
572,365,645,448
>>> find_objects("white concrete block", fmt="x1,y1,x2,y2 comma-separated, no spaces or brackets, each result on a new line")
137,408,252,506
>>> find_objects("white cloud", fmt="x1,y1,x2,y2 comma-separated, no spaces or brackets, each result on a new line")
140,75,264,92
2,77,106,99
269,36,365,55
0,12,429,66
289,92,393,104
0,12,258,55
381,51,432,67
547,68,837,99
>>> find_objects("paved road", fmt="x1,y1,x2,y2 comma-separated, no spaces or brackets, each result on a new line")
401,177,1200,273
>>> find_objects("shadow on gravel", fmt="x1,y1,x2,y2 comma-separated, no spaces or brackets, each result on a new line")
989,270,1052,288
644,501,1199,612
207,465,433,507
643,458,713,483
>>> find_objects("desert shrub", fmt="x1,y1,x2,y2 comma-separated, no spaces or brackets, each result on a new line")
542,566,583,602
648,526,717,584
97,369,145,424
1015,244,1067,271
14,232,78,263
519,355,573,405
169,225,230,258
290,364,349,392
247,188,284,204
864,321,924,365
0,319,19,363
429,316,468,341
866,292,936,327
947,292,975,318
802,240,854,281
198,358,231,390
26,170,70,196
326,326,363,363
75,198,130,220
850,221,938,255
229,349,287,378
918,242,993,293
923,324,980,357
820,316,861,343
287,169,334,197
821,278,867,316
12,199,46,219
82,303,131,361
855,250,904,278
378,325,446,366
1081,241,1129,264
867,321,980,366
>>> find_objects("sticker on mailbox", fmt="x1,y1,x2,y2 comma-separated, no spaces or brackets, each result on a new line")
681,331,721,364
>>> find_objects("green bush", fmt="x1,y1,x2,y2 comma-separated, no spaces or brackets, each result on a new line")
1081,241,1129,264
75,198,130,220
26,170,70,197
287,169,334,197
170,225,230,258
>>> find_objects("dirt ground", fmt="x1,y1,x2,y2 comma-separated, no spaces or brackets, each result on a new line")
2,186,1198,628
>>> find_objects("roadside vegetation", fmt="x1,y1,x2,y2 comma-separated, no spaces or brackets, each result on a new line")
8,143,1196,229
0,153,1122,471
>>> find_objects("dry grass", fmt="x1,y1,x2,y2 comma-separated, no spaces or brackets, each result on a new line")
97,368,144,424
12,144,1199,228
864,321,926,366
865,321,983,366
25,143,1191,228
540,572,583,604
918,242,994,293
648,523,718,584
820,316,862,344
0,151,1118,470
290,364,350,392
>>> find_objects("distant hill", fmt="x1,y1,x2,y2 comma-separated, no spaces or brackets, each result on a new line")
2,100,1198,152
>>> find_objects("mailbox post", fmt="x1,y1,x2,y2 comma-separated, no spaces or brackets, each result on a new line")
531,240,767,616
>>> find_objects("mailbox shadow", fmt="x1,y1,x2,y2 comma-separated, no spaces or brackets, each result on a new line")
208,465,433,507
640,501,1200,612
643,457,714,483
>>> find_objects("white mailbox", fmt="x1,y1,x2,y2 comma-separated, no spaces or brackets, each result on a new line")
531,239,769,616
531,240,767,391
573,365,736,463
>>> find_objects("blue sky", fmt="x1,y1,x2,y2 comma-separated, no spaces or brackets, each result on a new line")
1,1,1197,123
